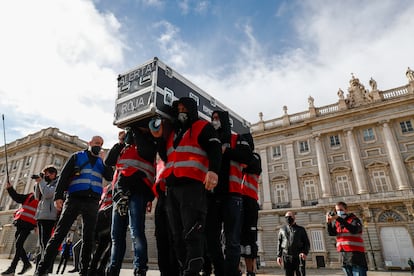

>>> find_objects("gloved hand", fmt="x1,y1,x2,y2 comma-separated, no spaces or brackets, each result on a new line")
115,194,129,216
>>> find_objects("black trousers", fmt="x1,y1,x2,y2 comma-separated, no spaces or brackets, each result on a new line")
283,255,306,276
37,197,99,274
36,219,56,271
166,182,207,276
10,224,32,269
155,192,179,276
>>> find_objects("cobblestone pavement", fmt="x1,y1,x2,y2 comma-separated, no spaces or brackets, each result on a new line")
0,258,411,275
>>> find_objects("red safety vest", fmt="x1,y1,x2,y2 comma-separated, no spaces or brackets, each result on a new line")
115,144,156,190
153,160,167,197
228,134,244,194
241,173,259,201
335,215,365,252
99,186,112,211
14,194,38,226
164,120,209,183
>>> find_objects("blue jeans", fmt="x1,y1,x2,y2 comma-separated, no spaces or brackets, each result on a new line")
342,265,367,276
109,193,148,275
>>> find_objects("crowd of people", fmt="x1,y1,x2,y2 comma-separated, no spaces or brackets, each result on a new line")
1,96,369,276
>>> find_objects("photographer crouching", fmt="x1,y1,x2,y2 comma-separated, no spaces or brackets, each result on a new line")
326,201,368,276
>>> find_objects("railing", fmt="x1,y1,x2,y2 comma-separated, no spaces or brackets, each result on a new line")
380,85,409,99
317,103,339,115
251,83,412,133
289,111,311,123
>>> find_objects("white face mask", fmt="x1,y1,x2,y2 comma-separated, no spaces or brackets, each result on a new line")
211,120,221,130
337,210,346,217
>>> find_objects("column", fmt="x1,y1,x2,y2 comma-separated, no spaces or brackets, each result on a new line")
259,149,272,210
285,143,301,207
381,122,410,190
344,129,368,194
314,135,332,197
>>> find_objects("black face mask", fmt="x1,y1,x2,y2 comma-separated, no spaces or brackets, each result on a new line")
44,176,51,182
91,146,101,155
285,216,294,225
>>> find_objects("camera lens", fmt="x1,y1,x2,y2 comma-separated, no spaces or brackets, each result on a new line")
329,211,336,216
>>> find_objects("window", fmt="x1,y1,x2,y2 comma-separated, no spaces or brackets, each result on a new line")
372,170,389,192
400,120,414,133
12,160,19,170
336,175,352,196
272,145,281,158
299,141,309,153
363,128,376,141
304,179,317,200
25,156,33,166
329,135,341,147
273,183,287,203
310,230,325,252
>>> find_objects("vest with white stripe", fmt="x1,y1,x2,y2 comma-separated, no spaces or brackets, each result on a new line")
335,214,365,252
14,194,38,226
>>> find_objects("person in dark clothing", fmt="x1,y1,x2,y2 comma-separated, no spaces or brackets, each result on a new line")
34,135,113,276
277,211,310,276
153,159,180,276
104,128,157,276
1,182,39,276
205,110,253,276
327,201,368,276
89,184,113,276
56,238,72,274
150,97,222,276
240,146,262,276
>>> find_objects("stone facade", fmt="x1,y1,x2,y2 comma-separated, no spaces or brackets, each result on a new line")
251,72,414,270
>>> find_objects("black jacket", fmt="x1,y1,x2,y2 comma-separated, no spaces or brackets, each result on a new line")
212,111,252,195
277,223,310,257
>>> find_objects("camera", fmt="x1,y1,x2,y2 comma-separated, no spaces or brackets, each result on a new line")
31,173,44,179
329,211,336,216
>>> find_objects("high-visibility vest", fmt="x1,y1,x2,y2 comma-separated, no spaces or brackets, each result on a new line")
68,151,105,195
115,145,156,190
14,194,38,226
99,186,112,211
242,173,259,201
228,134,244,194
153,160,167,197
164,120,209,183
335,214,365,252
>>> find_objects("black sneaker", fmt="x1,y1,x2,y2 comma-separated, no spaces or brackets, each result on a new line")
1,267,15,276
17,263,32,275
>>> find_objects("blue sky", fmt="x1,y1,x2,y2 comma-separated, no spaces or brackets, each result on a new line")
1,0,414,147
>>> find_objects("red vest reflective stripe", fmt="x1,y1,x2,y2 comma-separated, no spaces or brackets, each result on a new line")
115,145,156,190
228,134,243,194
153,160,167,197
335,215,365,252
14,194,38,226
165,120,209,182
242,173,259,200
99,186,112,211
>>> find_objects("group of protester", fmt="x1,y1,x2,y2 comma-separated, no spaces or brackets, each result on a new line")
1,96,367,276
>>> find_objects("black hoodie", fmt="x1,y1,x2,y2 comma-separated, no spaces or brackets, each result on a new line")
158,97,222,185
211,110,253,196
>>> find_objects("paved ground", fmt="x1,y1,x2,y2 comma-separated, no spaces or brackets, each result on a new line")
0,258,412,275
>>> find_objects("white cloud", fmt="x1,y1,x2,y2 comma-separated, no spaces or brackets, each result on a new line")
0,0,125,145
